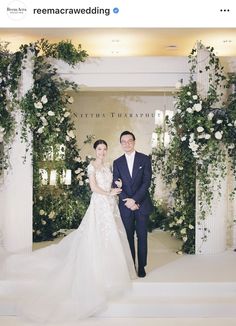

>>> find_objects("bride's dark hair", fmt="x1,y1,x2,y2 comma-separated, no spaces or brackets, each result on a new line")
93,139,108,149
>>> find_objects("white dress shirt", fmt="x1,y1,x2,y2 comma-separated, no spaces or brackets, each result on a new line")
125,151,135,177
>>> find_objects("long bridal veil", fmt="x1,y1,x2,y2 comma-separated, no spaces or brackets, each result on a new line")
1,165,136,323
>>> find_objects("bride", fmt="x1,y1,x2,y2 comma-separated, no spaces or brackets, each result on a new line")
1,139,136,323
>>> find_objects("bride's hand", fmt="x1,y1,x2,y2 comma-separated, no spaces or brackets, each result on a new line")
110,188,122,196
114,178,122,188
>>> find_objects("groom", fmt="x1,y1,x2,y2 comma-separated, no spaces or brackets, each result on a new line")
113,131,153,278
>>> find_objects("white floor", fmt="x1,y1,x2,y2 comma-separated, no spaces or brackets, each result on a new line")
1,230,236,326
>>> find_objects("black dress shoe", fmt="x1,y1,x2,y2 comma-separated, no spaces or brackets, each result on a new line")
138,267,146,278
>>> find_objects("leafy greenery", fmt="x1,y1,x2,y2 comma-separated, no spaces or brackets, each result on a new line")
151,43,236,254
0,39,92,241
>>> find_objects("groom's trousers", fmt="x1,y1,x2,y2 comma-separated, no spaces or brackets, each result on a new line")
121,211,149,268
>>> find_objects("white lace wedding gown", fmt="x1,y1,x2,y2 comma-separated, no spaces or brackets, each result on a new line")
1,163,136,323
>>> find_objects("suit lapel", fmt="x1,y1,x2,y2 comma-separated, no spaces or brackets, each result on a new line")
131,152,141,181
121,154,132,181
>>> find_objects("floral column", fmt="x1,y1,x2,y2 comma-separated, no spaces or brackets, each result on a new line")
1,50,34,253
195,43,227,254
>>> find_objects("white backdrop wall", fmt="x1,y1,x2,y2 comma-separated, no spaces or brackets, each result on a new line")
70,91,174,161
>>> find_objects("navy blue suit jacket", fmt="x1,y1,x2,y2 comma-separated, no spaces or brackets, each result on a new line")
113,152,153,218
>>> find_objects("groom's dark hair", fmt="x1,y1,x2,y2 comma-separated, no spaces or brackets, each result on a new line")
120,131,136,142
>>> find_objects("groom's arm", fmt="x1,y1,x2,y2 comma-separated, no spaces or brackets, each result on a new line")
113,160,129,200
132,156,152,204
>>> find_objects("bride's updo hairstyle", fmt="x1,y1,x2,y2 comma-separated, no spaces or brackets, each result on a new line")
93,139,108,149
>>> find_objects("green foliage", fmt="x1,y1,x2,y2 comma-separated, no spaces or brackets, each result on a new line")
37,39,88,66
0,39,92,241
0,42,23,169
151,42,236,254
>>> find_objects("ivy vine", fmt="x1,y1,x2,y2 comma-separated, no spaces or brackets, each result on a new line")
151,42,236,254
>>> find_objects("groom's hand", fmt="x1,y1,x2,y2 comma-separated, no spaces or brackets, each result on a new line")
130,203,140,211
123,198,136,209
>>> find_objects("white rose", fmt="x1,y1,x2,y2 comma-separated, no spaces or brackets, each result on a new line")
208,112,214,120
177,109,182,114
197,126,204,133
49,211,55,219
48,111,55,116
34,101,43,109
67,130,75,138
41,220,47,225
39,209,45,215
66,135,70,141
186,107,193,113
179,166,183,170
64,112,70,117
181,136,187,141
187,91,191,96
189,224,194,229
205,134,211,140
180,228,186,235
198,134,205,139
228,144,235,149
79,180,84,186
216,119,223,124
189,141,199,152
40,116,48,126
68,96,74,104
37,127,44,134
228,123,233,127
183,236,188,242
193,103,202,112
36,230,41,235
175,81,182,89
192,95,198,100
215,131,223,140
41,95,48,104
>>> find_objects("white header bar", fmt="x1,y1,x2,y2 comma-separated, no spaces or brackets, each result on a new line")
0,0,235,28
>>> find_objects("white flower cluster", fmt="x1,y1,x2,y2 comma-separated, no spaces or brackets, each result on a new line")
33,95,74,138
0,126,5,142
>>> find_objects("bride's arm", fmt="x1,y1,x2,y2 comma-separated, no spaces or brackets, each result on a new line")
89,174,121,196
